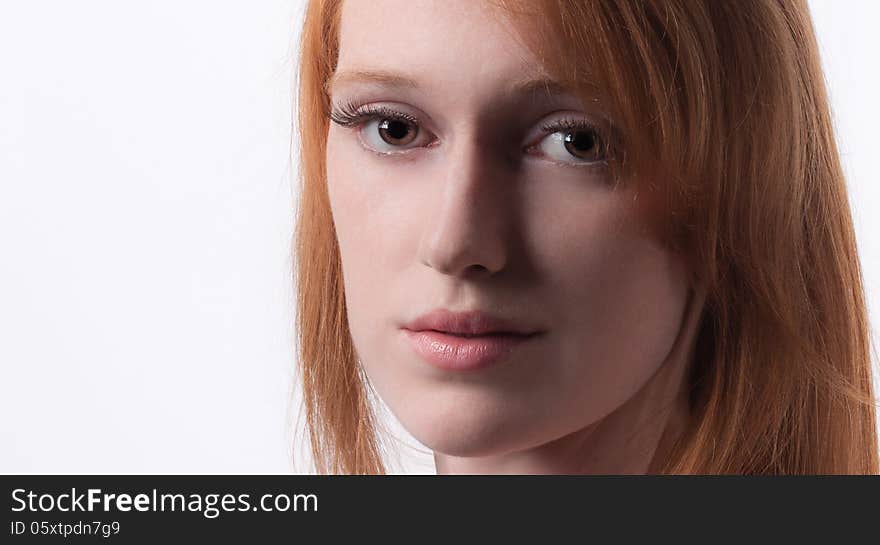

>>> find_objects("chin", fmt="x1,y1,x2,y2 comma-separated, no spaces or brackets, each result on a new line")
391,393,551,459
409,422,518,459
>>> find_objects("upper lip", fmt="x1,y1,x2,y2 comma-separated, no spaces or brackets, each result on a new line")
402,308,542,336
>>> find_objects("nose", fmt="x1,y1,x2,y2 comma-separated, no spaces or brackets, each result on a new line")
417,137,511,278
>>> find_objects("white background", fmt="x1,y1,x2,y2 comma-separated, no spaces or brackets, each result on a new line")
1,1,877,473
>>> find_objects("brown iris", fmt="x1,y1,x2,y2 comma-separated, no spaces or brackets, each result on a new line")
563,129,602,161
377,118,417,146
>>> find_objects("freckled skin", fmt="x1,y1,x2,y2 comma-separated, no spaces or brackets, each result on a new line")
324,0,701,473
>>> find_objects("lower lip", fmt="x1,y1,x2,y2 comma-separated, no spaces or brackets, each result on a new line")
402,329,538,372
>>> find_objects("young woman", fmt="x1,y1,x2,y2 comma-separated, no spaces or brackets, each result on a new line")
293,0,880,474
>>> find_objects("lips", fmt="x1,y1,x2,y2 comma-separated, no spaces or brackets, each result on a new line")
401,308,543,372
401,308,540,337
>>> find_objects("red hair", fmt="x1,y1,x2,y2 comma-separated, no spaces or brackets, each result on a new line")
293,0,879,474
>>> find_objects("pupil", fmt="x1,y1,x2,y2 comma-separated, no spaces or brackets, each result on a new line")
567,131,595,151
382,119,410,141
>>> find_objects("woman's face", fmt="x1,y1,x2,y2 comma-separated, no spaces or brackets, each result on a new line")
324,0,691,458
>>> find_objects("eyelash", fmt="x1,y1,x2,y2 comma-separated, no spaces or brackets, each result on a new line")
329,100,420,129
327,100,611,165
539,118,600,138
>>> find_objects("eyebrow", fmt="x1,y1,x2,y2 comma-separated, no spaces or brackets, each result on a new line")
324,68,573,100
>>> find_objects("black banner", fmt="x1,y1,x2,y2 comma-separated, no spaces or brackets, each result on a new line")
2,475,876,542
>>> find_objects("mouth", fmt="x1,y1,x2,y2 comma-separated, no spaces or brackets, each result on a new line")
402,328,541,372
400,308,544,371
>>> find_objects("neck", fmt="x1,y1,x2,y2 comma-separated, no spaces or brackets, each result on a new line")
433,285,705,475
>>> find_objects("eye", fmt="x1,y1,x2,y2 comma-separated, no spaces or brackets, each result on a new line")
328,101,435,154
530,118,610,165
362,117,422,150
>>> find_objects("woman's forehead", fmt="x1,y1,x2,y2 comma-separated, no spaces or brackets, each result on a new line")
334,0,541,93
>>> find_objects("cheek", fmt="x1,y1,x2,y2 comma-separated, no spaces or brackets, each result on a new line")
326,132,416,256
326,137,377,338
325,136,417,357
326,133,375,239
532,193,689,414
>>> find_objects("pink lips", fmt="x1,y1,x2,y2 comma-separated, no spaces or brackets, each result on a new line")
401,309,542,372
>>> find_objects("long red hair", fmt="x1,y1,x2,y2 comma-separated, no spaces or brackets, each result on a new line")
293,0,879,474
